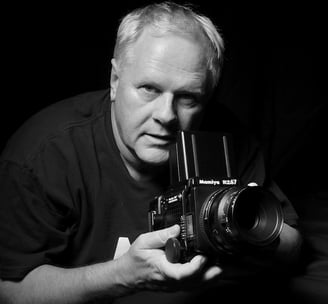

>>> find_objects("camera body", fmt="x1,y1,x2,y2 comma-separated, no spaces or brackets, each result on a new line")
148,131,284,263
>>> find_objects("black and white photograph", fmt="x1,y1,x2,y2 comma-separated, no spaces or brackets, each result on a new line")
1,1,327,303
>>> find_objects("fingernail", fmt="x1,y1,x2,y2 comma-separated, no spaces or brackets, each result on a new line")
168,224,180,236
195,255,206,265
212,266,222,276
205,266,222,280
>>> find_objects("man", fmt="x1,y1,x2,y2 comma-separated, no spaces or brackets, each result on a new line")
0,2,301,303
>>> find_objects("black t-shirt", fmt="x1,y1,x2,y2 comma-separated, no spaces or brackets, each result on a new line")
0,90,298,303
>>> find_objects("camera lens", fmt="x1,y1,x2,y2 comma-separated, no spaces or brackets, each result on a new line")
234,197,260,231
232,187,283,245
201,186,284,255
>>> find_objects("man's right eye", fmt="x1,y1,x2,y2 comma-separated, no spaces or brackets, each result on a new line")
139,85,160,100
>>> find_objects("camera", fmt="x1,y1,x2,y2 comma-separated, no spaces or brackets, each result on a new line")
148,131,284,263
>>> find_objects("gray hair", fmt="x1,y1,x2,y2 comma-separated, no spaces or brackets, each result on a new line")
113,1,225,91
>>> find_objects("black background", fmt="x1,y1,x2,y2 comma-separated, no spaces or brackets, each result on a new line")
2,1,327,301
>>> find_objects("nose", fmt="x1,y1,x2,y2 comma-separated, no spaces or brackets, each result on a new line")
152,93,177,126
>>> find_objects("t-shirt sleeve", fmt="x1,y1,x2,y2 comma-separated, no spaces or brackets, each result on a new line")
0,161,72,281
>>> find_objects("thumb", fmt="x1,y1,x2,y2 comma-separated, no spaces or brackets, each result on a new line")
138,225,180,249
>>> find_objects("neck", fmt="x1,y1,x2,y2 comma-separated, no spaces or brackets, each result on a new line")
121,156,168,183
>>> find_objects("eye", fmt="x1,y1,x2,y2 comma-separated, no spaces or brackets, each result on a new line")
142,85,158,93
139,85,161,100
176,94,199,108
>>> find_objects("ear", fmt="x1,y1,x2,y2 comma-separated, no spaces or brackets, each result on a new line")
110,58,119,101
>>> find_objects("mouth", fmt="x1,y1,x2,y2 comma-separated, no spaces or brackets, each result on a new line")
145,133,176,145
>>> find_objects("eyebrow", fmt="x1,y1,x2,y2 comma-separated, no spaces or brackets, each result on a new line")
138,78,205,95
175,89,204,97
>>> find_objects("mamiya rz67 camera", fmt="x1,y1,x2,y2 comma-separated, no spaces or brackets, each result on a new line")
148,131,284,263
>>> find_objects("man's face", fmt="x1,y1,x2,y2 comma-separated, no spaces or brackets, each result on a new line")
111,29,210,169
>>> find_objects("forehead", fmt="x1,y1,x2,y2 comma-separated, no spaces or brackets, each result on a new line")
123,29,209,89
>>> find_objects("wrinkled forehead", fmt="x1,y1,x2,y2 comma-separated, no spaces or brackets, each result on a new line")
135,30,207,72
119,28,210,95
150,23,210,48
123,24,210,67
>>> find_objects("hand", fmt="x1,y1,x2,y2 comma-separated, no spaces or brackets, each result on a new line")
114,225,222,292
220,223,303,279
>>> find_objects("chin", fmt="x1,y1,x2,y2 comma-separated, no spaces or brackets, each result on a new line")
139,149,169,167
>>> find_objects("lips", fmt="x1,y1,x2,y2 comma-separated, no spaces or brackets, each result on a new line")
145,133,176,144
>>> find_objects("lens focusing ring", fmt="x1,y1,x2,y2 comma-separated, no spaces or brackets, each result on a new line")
199,186,284,256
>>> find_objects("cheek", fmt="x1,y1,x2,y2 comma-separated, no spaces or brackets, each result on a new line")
115,85,150,133
116,83,140,117
114,87,137,137
177,107,204,130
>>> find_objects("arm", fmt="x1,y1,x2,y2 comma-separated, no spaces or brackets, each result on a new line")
0,225,222,304
239,223,303,273
275,223,303,263
0,263,121,304
267,183,303,264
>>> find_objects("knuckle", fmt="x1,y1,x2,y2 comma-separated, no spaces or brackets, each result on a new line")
134,232,148,247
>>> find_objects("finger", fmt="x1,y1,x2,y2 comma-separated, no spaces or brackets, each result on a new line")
137,225,180,249
203,265,222,281
164,255,207,280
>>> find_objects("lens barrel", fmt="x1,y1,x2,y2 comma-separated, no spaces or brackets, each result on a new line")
201,186,284,255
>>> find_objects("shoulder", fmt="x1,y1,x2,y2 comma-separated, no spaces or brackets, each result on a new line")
231,131,266,186
200,102,264,180
1,89,110,164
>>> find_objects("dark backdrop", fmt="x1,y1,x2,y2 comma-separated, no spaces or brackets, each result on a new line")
2,1,327,302
3,1,326,192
